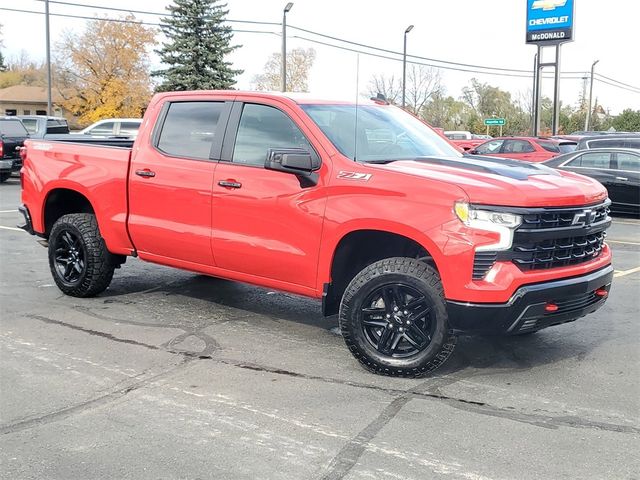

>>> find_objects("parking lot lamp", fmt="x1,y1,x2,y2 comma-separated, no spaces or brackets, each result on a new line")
281,2,294,92
402,25,414,109
585,60,600,131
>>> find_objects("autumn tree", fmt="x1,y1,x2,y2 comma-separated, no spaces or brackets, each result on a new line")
54,16,156,125
253,48,316,92
154,0,241,91
0,51,48,89
367,66,441,115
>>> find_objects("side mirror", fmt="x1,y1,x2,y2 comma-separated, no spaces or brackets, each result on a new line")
468,149,478,155
265,148,321,187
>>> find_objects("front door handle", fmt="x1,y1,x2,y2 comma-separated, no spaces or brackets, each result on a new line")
615,176,628,181
218,180,242,189
135,169,156,178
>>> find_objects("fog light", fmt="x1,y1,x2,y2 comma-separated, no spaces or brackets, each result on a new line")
595,288,608,298
544,303,559,312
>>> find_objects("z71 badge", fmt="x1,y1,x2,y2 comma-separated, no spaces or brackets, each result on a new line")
337,171,372,181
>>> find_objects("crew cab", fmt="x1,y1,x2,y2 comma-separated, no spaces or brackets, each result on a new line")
0,117,29,182
19,91,613,377
17,115,70,138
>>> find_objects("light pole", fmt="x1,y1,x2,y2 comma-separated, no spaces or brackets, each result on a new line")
281,2,294,92
402,24,413,109
45,0,52,115
584,59,599,131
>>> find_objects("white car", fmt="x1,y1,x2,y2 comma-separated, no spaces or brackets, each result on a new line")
77,118,142,138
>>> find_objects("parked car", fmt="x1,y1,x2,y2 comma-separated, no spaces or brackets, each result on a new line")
76,118,142,138
0,117,29,182
17,115,70,138
576,134,640,151
544,148,639,215
20,91,613,376
470,136,576,162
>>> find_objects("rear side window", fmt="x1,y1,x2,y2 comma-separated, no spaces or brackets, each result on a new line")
88,122,115,135
568,152,612,169
232,104,312,167
537,140,560,153
20,119,38,134
503,140,535,153
157,102,224,160
119,121,141,136
0,120,29,136
616,152,640,172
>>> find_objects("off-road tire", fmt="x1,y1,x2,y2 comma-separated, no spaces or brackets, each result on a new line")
339,257,457,377
48,213,116,297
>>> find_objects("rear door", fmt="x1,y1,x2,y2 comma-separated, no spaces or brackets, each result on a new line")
612,151,640,209
128,100,232,266
211,99,327,289
500,139,538,161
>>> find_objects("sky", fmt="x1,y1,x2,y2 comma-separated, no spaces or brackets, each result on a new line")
1,0,639,115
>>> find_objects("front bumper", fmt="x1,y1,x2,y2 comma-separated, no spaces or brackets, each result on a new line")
446,265,613,334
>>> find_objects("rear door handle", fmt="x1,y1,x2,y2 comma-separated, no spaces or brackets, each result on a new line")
218,180,242,189
135,169,156,178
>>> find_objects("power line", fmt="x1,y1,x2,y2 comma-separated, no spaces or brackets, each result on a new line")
594,73,640,92
5,3,639,94
30,0,281,26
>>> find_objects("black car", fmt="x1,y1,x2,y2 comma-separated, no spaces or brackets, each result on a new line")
576,134,640,150
17,115,70,138
543,148,640,215
0,118,29,183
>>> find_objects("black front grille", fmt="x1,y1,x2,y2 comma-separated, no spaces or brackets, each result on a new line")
472,202,611,279
512,231,606,271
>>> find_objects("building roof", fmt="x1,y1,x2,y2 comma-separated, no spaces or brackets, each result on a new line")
0,85,62,103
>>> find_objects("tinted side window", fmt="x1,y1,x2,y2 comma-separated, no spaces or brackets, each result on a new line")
538,140,560,153
232,104,312,166
503,140,535,153
617,153,640,172
120,122,140,135
568,152,611,169
157,102,223,160
21,119,38,134
475,139,503,154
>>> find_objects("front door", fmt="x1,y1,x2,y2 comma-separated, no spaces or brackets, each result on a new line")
128,100,230,266
211,101,327,289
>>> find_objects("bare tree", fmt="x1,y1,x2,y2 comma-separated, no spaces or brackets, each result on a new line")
367,66,441,115
253,48,316,92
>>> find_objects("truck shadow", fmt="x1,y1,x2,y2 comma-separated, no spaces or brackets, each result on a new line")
102,270,608,376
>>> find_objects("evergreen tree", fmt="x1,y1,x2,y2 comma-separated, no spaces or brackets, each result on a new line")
153,0,242,91
0,51,6,72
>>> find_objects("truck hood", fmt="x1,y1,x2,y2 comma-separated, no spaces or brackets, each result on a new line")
378,155,608,207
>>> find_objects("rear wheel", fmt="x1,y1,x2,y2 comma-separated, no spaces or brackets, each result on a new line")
48,213,116,297
339,257,456,377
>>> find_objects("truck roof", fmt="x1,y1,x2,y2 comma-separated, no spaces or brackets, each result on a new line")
150,90,381,106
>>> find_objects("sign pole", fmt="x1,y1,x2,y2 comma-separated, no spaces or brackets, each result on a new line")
552,44,562,135
534,44,542,136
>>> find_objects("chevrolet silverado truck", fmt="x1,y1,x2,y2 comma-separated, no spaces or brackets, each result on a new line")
19,91,613,376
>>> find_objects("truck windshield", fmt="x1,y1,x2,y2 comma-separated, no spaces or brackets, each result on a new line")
0,120,29,137
301,104,461,162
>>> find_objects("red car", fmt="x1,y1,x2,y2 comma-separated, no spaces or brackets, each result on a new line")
470,137,576,162
19,92,612,376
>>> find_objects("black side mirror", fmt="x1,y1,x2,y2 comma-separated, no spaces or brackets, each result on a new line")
265,148,321,188
468,149,478,155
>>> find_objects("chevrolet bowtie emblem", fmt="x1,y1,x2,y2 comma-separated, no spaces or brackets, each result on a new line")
532,0,568,11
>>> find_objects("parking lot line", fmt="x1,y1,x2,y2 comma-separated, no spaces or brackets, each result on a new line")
0,209,18,213
0,225,24,232
613,220,640,226
614,266,640,278
607,239,640,246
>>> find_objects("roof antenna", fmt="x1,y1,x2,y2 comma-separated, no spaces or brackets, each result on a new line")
354,53,359,161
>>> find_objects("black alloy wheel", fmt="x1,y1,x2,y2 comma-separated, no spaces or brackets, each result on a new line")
53,230,86,285
360,284,436,358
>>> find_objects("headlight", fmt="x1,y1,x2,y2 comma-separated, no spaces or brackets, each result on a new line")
454,201,522,251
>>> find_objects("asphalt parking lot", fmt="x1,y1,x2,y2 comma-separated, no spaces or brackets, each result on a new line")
1,176,639,480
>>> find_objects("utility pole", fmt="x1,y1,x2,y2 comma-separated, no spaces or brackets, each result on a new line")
281,3,293,92
585,60,599,131
531,53,538,136
402,25,413,109
45,0,52,115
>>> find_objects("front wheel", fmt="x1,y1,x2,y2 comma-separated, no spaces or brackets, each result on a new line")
339,258,456,377
48,213,116,297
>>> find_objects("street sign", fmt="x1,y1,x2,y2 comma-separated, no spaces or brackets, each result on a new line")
484,118,506,126
526,0,575,44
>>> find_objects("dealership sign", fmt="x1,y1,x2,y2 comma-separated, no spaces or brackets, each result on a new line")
526,0,574,44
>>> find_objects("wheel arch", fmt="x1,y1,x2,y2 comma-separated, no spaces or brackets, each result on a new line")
321,226,442,317
42,187,96,237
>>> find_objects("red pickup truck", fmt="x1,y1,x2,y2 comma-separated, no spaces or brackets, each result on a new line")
19,91,613,377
